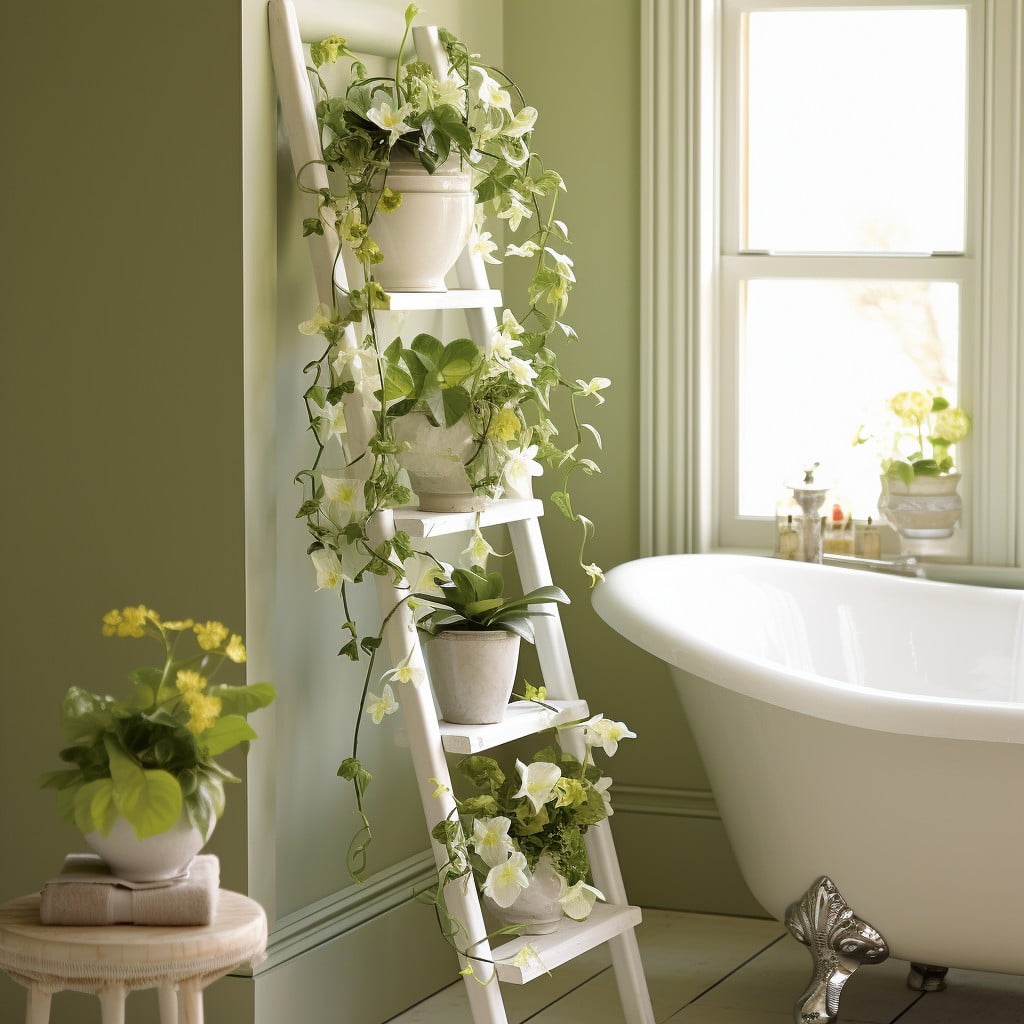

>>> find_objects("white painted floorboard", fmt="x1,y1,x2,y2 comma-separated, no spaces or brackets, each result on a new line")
386,908,1024,1023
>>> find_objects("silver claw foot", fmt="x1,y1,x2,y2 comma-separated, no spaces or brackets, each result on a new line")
907,963,948,992
784,876,890,1024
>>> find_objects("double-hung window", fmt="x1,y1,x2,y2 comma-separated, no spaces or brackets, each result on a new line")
643,0,1024,575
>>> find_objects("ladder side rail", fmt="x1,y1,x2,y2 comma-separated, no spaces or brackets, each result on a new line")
508,518,655,1024
269,0,376,460
411,25,500,349
291,0,404,57
367,512,510,1024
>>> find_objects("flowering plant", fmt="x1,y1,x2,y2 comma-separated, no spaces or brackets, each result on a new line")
855,389,972,486
422,716,635,971
39,605,276,841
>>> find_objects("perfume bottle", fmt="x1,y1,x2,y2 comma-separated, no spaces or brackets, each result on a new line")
823,499,855,555
860,515,881,560
775,514,800,559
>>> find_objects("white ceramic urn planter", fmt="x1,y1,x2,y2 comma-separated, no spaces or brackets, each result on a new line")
878,473,963,539
371,151,475,293
423,630,520,724
487,854,564,935
85,813,207,882
393,413,488,513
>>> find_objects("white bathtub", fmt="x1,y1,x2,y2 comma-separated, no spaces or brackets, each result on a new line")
593,553,1024,976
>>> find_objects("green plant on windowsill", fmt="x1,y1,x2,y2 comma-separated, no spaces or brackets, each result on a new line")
854,389,972,485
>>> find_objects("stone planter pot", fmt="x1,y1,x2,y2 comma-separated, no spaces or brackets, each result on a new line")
85,812,207,883
487,854,564,935
393,414,488,513
370,151,475,293
877,473,963,539
423,630,520,724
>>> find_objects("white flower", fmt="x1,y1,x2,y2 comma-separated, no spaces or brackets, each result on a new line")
332,349,382,413
482,851,530,908
503,445,544,492
513,758,561,814
311,547,344,592
431,72,467,114
298,303,334,336
319,400,347,442
496,308,524,341
365,684,399,724
558,878,605,921
575,377,611,405
503,105,538,138
383,660,424,686
366,101,415,146
584,563,605,588
511,944,544,971
322,475,365,511
472,67,513,113
498,137,530,168
593,776,614,817
472,816,516,868
406,553,451,596
545,247,576,282
504,240,541,259
505,356,538,386
581,716,636,757
471,230,502,264
459,529,496,568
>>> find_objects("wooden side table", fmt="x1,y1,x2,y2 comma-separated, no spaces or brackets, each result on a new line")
0,889,267,1023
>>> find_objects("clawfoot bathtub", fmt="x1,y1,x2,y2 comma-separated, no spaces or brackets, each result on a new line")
593,554,1024,1022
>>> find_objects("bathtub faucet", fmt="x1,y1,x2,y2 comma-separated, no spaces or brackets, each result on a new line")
822,552,926,578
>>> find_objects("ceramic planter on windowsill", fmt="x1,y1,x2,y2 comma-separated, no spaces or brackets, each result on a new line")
878,473,963,539
423,630,520,724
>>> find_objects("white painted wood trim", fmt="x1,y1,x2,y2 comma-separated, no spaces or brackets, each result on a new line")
613,785,720,821
291,0,404,56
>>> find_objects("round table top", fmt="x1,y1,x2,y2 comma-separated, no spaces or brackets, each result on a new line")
0,890,267,987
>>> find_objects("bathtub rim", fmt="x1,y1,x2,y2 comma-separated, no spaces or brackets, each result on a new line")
592,553,1024,745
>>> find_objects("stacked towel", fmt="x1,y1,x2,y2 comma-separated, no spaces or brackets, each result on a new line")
40,854,220,926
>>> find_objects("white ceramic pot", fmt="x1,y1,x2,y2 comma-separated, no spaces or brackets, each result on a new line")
878,473,962,539
85,812,206,882
423,630,521,724
393,414,489,513
371,151,475,293
488,854,564,935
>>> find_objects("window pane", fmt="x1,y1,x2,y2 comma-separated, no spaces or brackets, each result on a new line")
737,279,959,518
745,9,967,253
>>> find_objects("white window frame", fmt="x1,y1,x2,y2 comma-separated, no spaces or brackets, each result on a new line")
641,0,1024,581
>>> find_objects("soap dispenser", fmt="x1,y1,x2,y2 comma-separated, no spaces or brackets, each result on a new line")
785,463,829,563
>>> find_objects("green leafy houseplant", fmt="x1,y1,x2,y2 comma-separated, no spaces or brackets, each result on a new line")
415,565,569,641
424,718,636,970
40,605,276,842
855,389,972,486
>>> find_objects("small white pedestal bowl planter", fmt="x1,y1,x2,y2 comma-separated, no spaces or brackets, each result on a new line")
878,473,963,539
393,414,489,513
371,153,475,293
85,813,207,882
423,630,520,724
487,854,564,935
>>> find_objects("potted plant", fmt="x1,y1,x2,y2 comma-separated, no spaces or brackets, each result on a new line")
426,717,635,946
855,390,972,539
415,565,569,724
39,605,276,881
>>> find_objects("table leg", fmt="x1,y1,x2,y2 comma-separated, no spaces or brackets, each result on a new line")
25,985,51,1024
158,981,178,1023
98,984,126,1024
178,979,204,1024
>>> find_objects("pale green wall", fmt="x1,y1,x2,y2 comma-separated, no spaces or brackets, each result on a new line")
0,1,248,1020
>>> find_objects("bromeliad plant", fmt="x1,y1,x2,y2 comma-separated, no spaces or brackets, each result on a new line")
39,605,276,841
854,389,972,485
423,717,636,974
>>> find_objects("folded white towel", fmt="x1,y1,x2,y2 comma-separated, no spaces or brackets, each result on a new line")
40,854,220,926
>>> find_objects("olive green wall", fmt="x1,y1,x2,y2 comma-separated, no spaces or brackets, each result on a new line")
502,0,761,916
0,1,247,1020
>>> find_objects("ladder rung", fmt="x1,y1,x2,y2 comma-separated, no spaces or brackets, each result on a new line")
491,904,644,984
439,699,589,754
380,288,503,311
394,498,544,538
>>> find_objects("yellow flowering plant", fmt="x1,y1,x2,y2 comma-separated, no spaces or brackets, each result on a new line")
39,605,276,842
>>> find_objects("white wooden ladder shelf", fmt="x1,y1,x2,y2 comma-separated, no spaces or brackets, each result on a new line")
267,4,655,1021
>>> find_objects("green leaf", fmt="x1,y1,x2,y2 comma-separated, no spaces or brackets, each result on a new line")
550,490,573,520
105,738,182,838
200,714,258,756
437,339,482,388
302,217,325,237
205,682,276,717
911,458,941,476
458,755,504,793
429,104,473,152
931,395,950,412
383,362,415,401
73,778,118,836
440,386,471,427
410,333,444,371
